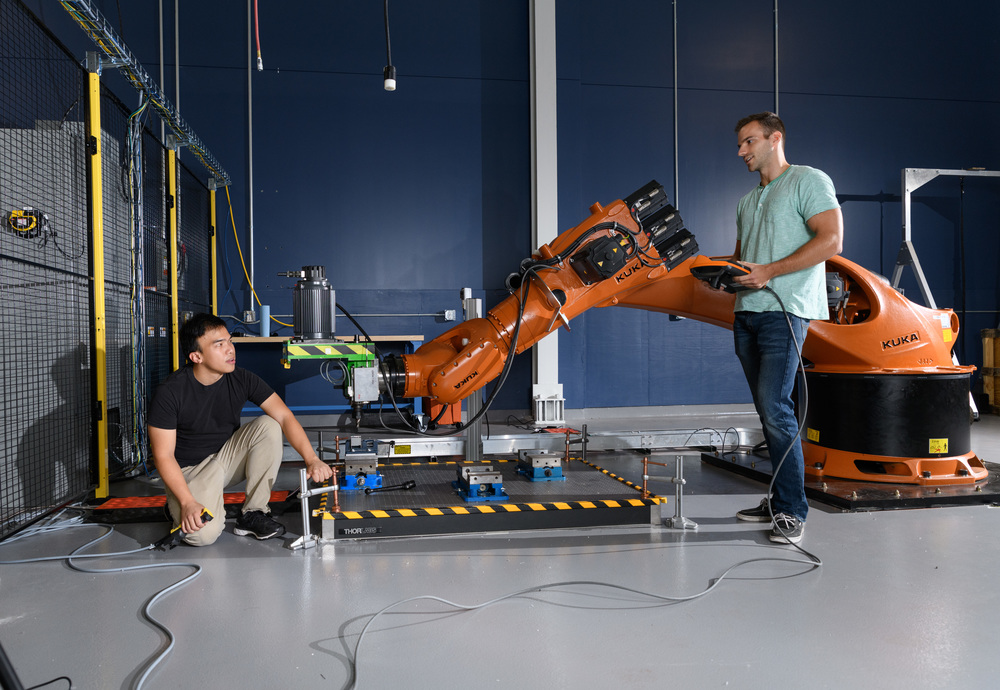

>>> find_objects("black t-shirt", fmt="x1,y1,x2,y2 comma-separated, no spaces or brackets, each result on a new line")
147,366,275,467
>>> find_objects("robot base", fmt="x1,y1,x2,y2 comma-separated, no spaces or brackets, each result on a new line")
803,370,985,485
704,451,1000,511
803,445,988,486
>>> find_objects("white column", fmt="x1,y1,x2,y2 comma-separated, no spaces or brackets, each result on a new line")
529,0,564,425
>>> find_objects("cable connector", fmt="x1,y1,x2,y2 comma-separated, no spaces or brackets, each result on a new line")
256,55,263,72
383,65,396,91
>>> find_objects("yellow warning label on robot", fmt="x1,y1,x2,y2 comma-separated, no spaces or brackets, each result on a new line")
942,328,953,343
806,428,820,443
929,438,948,454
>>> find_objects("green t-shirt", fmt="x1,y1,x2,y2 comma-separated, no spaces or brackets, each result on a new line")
735,165,840,320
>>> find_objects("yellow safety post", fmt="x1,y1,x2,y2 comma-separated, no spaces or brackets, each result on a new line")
167,145,180,370
85,53,110,498
209,179,218,315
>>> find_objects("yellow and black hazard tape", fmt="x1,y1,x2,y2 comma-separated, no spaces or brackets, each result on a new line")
322,497,663,521
577,458,664,499
285,342,373,358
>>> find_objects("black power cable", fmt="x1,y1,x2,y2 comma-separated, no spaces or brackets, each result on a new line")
958,176,967,361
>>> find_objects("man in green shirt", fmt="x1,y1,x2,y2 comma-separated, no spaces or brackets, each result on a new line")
728,112,843,544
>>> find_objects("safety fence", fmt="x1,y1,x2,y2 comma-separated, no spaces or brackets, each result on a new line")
0,0,217,540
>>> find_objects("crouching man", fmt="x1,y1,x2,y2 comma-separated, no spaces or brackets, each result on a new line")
148,313,333,545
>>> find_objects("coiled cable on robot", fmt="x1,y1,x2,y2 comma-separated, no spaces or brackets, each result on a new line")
517,221,647,278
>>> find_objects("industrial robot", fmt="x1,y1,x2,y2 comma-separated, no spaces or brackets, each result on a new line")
377,180,986,487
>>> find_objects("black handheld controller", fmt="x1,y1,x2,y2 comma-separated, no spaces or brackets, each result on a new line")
689,256,752,293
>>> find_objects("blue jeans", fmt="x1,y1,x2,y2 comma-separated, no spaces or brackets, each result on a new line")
733,311,810,522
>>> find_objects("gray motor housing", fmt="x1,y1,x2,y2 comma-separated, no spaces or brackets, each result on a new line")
292,265,335,340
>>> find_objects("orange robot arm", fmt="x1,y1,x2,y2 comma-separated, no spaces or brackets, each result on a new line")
385,180,967,406
617,252,965,375
384,181,703,403
383,180,982,486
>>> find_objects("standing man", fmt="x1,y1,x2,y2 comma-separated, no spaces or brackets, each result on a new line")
728,112,843,544
148,313,334,546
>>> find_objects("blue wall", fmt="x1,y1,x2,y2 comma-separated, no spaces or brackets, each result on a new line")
556,0,1000,407
31,0,1000,412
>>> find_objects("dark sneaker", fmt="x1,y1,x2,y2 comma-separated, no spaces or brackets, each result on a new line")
234,510,286,540
736,497,772,522
769,513,804,544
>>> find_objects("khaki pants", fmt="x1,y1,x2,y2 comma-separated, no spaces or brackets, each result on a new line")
165,415,283,546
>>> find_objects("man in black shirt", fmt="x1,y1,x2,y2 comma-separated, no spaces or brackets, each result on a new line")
148,313,333,546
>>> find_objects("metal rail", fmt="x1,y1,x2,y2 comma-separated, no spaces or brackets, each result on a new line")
303,427,762,461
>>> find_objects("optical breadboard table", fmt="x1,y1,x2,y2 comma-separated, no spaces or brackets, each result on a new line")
314,457,665,540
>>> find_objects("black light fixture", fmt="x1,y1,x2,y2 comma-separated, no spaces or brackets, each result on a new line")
383,0,395,91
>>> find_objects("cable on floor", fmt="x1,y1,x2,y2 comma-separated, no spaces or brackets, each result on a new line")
0,515,202,690
346,546,821,688
345,287,823,687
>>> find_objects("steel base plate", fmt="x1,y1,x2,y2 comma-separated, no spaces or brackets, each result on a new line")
702,452,1000,510
316,457,664,540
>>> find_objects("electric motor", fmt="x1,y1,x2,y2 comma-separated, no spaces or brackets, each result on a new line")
282,265,335,340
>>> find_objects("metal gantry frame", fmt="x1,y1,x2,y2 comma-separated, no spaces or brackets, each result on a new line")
892,167,1000,419
892,167,1000,309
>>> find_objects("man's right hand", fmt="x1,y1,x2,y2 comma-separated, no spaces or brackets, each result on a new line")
180,501,209,533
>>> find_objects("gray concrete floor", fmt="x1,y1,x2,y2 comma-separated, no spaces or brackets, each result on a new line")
4,407,1000,689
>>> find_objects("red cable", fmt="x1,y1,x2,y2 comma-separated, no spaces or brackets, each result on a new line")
254,0,260,52
254,0,262,68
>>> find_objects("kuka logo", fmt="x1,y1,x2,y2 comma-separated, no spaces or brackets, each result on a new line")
615,262,641,283
454,371,479,389
881,332,920,350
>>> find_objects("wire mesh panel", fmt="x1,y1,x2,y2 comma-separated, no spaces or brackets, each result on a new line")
0,0,93,536
142,132,173,391
178,162,212,316
100,87,144,477
145,291,173,393
143,131,168,295
1,0,221,540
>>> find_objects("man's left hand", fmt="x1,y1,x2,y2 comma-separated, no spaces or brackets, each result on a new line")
731,261,772,290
